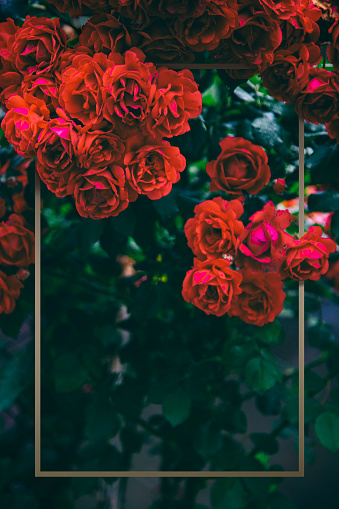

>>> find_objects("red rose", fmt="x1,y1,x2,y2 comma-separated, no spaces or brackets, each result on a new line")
21,74,59,112
2,94,50,158
102,49,156,135
280,226,336,281
174,0,239,52
147,67,202,138
261,42,321,103
0,19,21,106
139,23,195,63
328,19,339,68
11,17,67,75
235,201,292,270
182,257,242,317
59,52,109,129
206,137,271,196
79,13,142,55
184,197,244,260
326,115,339,143
35,116,79,198
257,0,298,19
70,165,129,220
108,0,151,26
0,214,34,267
273,178,286,194
212,4,282,66
228,267,285,327
77,128,125,171
294,68,339,124
279,0,321,49
123,135,186,200
0,271,23,314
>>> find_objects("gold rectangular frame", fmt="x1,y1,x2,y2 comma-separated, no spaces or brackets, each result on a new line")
35,64,305,477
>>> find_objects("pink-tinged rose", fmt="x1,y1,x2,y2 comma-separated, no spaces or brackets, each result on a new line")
124,135,186,200
280,226,336,281
273,179,286,194
235,201,292,270
1,93,50,157
70,165,130,220
21,74,59,112
182,257,242,317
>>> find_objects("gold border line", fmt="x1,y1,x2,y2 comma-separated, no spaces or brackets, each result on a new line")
35,89,305,478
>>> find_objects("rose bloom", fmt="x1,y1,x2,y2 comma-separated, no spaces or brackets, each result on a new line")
103,49,156,135
182,257,242,317
0,19,21,107
0,270,23,314
2,94,50,158
124,135,186,200
77,128,125,171
35,116,79,198
280,226,336,281
328,19,339,68
0,214,34,267
59,52,110,129
278,0,321,49
21,74,59,112
326,115,339,143
147,67,202,138
70,165,130,220
206,137,270,196
174,0,239,52
257,0,299,19
235,201,292,271
185,197,244,260
11,17,67,75
45,0,84,16
261,42,321,103
294,68,339,124
79,13,142,55
212,4,282,66
228,267,286,327
139,22,195,63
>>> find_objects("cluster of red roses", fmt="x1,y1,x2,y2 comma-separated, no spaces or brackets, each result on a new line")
43,0,339,143
0,154,34,315
182,137,337,326
0,16,202,220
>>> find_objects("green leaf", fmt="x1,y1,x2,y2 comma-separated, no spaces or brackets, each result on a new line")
153,193,179,218
54,353,89,393
307,144,339,184
194,422,223,459
210,479,246,509
315,412,339,452
250,433,279,455
308,190,339,212
162,389,191,427
85,394,120,444
245,352,282,394
255,320,284,346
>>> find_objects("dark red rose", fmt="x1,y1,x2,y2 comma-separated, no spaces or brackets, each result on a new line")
45,0,85,16
11,17,67,76
2,93,50,158
70,165,129,220
0,214,34,267
11,160,32,214
228,267,285,327
0,271,23,314
261,42,321,103
108,0,152,26
235,201,292,271
123,135,186,200
147,67,202,138
59,52,110,129
79,13,142,55
35,116,79,197
212,4,282,66
184,197,244,260
0,19,21,107
182,257,242,317
279,0,321,49
257,0,299,19
174,0,239,52
21,74,59,112
294,68,339,124
325,115,339,143
273,178,286,194
328,19,339,67
280,226,336,281
77,128,125,171
139,23,195,63
103,49,156,136
206,137,271,196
